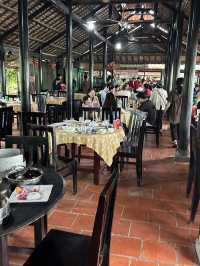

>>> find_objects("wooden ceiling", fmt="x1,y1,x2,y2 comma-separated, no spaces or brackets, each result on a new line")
0,0,194,65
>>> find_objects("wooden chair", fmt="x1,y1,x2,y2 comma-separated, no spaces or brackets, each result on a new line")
80,107,100,121
116,96,128,109
21,112,47,135
35,94,47,113
23,165,119,266
118,111,146,186
58,91,67,97
27,124,77,194
102,107,121,124
5,135,49,167
48,90,58,97
0,107,13,146
47,105,68,124
145,110,162,147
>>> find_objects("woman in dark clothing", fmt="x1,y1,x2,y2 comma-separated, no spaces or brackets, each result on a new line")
137,91,156,125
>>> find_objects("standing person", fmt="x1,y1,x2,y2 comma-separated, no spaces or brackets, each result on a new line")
82,73,90,93
103,86,117,109
150,81,168,131
168,78,184,147
52,75,62,91
99,84,109,106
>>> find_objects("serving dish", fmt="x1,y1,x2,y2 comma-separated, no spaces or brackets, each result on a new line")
6,166,43,185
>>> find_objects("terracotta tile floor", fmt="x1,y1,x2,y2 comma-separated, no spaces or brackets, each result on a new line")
9,127,199,266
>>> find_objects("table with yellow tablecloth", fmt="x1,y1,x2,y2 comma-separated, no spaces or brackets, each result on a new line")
47,97,66,105
54,127,125,167
6,102,38,112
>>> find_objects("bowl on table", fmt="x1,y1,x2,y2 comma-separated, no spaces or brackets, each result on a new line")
6,166,43,185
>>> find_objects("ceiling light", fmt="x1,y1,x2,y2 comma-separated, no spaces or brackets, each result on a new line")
141,4,144,8
127,24,131,29
115,42,122,50
86,20,96,31
149,9,155,15
150,23,156,28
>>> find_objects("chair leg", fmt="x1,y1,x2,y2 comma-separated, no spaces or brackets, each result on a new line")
72,160,78,194
78,145,81,163
136,157,142,187
186,155,195,197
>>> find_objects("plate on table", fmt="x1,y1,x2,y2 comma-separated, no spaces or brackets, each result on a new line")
9,185,53,203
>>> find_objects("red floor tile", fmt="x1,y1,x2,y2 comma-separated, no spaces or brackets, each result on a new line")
111,235,141,257
142,241,177,264
48,210,77,228
110,255,130,266
130,221,159,241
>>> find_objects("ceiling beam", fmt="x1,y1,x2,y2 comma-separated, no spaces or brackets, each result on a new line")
46,0,112,46
0,2,51,41
72,0,173,4
34,4,105,52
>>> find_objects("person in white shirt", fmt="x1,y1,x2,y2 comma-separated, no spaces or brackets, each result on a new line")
115,83,132,99
150,81,168,131
99,85,109,106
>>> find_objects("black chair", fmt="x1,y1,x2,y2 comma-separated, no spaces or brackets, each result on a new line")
27,124,77,194
116,96,128,109
145,110,162,147
48,90,58,97
102,107,121,124
58,91,67,97
80,107,100,121
35,94,47,113
21,112,47,135
24,165,118,266
5,135,49,167
47,105,68,124
0,107,13,146
118,111,146,186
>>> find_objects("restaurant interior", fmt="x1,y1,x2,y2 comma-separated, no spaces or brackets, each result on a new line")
0,0,200,265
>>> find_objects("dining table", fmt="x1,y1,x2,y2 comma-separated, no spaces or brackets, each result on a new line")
0,167,64,266
51,120,125,185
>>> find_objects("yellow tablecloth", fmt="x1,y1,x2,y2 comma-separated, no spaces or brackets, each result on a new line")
74,93,86,101
6,102,38,112
54,127,125,166
47,97,66,105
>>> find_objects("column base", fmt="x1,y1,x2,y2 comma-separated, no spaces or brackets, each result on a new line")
174,149,190,162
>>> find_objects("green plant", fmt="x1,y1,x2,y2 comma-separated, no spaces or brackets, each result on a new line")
6,68,18,94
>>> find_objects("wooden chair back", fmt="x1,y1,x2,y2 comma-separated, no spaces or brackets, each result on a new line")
127,111,146,145
5,135,49,167
0,107,13,139
48,105,68,124
58,91,67,97
4,94,19,101
88,165,118,266
116,96,128,109
22,112,47,134
80,107,100,121
102,107,121,124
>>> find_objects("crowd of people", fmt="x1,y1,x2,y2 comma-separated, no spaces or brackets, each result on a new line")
51,74,200,148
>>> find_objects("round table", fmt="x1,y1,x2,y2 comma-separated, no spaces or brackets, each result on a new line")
0,167,64,266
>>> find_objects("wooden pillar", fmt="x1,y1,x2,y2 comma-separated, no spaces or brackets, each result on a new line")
177,0,200,158
171,4,184,92
89,37,94,89
38,50,43,92
0,46,6,96
65,0,73,119
18,0,31,135
103,30,107,84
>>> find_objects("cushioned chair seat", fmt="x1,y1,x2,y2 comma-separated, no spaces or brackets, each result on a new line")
24,229,91,266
